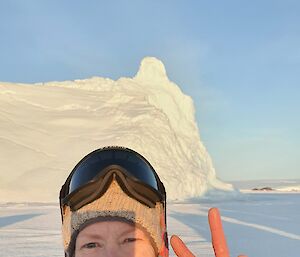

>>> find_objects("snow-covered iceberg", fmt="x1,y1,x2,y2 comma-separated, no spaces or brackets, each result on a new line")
0,57,233,202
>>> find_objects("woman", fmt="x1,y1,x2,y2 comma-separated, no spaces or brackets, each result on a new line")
59,146,246,257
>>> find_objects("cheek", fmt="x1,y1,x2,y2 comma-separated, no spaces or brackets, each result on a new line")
75,249,100,257
133,243,156,257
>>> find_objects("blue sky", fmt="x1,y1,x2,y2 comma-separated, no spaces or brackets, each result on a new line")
1,1,299,181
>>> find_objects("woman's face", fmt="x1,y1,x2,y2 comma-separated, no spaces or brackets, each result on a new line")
75,221,156,257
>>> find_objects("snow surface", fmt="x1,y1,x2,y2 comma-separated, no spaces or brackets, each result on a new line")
1,192,300,257
0,57,233,202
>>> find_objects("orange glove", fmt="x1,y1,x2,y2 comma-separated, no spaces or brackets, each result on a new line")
170,207,247,257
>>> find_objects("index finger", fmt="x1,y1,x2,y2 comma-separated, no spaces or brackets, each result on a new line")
208,208,230,257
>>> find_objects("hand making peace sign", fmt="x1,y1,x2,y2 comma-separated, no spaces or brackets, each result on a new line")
170,208,247,257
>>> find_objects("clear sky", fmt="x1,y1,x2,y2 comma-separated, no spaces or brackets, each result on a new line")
1,1,299,181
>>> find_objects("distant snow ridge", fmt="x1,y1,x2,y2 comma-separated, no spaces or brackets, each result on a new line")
0,57,233,202
276,185,300,192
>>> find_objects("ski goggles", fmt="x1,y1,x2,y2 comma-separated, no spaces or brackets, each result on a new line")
60,147,166,214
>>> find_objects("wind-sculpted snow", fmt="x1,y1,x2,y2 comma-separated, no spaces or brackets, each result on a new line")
0,57,233,202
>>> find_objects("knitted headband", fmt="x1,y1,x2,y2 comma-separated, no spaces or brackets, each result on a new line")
61,179,164,256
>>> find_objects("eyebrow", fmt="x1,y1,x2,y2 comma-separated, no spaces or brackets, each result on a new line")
80,233,105,240
80,226,136,240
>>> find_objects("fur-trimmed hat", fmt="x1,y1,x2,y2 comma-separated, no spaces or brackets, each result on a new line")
61,179,164,256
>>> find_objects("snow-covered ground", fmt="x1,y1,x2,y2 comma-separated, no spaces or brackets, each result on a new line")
1,191,299,257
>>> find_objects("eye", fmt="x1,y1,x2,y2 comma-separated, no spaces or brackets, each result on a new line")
123,238,138,244
82,242,100,249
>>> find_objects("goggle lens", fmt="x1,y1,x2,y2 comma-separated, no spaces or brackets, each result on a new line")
68,148,159,194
